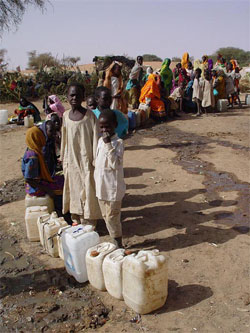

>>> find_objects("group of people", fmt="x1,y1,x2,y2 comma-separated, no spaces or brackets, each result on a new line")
22,83,126,248
97,52,242,120
21,52,243,247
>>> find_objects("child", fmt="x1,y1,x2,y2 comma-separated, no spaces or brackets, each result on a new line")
225,63,242,108
94,109,126,248
61,83,101,226
201,70,215,113
168,81,185,116
93,86,128,139
192,68,203,116
86,95,97,112
50,113,62,160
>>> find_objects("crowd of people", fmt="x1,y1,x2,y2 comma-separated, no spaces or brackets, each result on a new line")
21,52,243,247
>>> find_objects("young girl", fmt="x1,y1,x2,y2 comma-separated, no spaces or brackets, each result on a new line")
192,68,203,116
61,83,101,225
94,109,126,248
201,70,215,113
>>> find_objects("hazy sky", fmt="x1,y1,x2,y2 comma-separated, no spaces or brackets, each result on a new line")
1,0,249,70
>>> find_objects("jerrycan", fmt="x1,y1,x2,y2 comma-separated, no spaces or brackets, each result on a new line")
245,94,250,106
25,206,49,241
25,194,54,213
37,211,57,246
43,217,68,257
57,225,72,260
122,249,168,314
217,99,228,112
103,248,132,300
86,242,117,291
24,115,34,128
135,110,141,128
62,225,99,283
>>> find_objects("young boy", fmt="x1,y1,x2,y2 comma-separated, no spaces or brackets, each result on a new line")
192,68,203,116
94,109,126,248
201,70,215,113
86,95,97,112
61,83,101,226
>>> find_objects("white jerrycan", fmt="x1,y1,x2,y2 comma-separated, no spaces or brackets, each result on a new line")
103,248,132,300
86,242,116,291
25,194,54,213
57,225,72,260
37,211,57,246
122,249,168,314
62,225,99,283
25,206,49,241
43,217,68,257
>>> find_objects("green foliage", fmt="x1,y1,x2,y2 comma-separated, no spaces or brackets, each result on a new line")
0,0,47,35
209,47,250,67
142,54,162,62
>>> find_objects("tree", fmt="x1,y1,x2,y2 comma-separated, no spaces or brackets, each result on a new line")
142,54,162,62
27,50,60,69
172,57,181,62
0,0,47,35
209,47,250,67
0,49,8,72
61,56,81,68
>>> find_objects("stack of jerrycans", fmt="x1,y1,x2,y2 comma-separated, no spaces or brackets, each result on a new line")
61,225,99,283
37,211,68,257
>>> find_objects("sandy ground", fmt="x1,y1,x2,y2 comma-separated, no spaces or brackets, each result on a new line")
0,99,249,333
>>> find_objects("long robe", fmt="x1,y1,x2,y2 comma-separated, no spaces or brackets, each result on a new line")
61,109,101,218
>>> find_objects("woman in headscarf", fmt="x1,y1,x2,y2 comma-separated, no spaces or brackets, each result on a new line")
212,69,226,107
201,55,209,78
181,52,189,69
160,58,173,96
126,56,144,109
142,66,153,84
194,59,202,71
139,74,166,121
103,61,128,114
21,126,64,212
15,97,41,123
44,95,65,119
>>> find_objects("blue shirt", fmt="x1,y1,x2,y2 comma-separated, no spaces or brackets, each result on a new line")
92,108,128,139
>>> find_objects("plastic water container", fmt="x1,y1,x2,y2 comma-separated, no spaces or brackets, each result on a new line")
57,225,72,260
25,194,54,213
43,216,68,257
135,110,141,128
139,103,151,119
86,242,117,291
24,115,34,128
0,110,8,125
37,213,51,246
62,225,99,283
25,206,49,241
122,249,168,314
128,111,136,130
245,94,250,106
103,248,131,300
217,99,228,112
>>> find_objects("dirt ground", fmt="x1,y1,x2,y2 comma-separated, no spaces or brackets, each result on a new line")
0,98,249,333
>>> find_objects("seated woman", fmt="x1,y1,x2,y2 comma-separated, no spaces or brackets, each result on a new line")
139,74,166,121
183,80,196,113
44,95,65,120
103,61,128,114
22,126,64,217
15,97,41,123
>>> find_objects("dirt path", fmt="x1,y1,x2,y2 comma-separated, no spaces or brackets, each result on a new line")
0,102,249,332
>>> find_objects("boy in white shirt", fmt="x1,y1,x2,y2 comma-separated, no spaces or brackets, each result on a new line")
94,109,126,248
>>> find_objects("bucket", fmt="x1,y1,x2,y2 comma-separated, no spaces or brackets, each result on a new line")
0,110,8,125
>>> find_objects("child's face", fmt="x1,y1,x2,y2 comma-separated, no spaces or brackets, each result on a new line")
99,117,116,137
112,64,121,77
137,57,143,65
67,86,84,108
86,97,96,110
97,91,112,109
51,115,61,131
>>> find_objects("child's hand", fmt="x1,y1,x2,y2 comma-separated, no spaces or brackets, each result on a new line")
103,132,111,143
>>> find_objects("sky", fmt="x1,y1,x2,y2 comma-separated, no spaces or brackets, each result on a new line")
1,0,249,70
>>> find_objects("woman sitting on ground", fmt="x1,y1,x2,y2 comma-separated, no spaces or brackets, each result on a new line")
103,61,128,114
139,74,166,121
22,126,64,217
15,97,41,123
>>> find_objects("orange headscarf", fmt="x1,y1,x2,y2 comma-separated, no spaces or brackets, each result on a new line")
181,52,189,69
139,74,165,112
25,126,53,182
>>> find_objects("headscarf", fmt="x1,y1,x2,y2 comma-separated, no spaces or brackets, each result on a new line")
140,74,161,101
129,60,143,80
48,95,65,118
147,67,153,75
230,59,239,70
160,58,173,90
208,59,213,71
181,52,189,69
202,55,208,64
194,59,202,70
25,126,53,182
103,61,123,92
